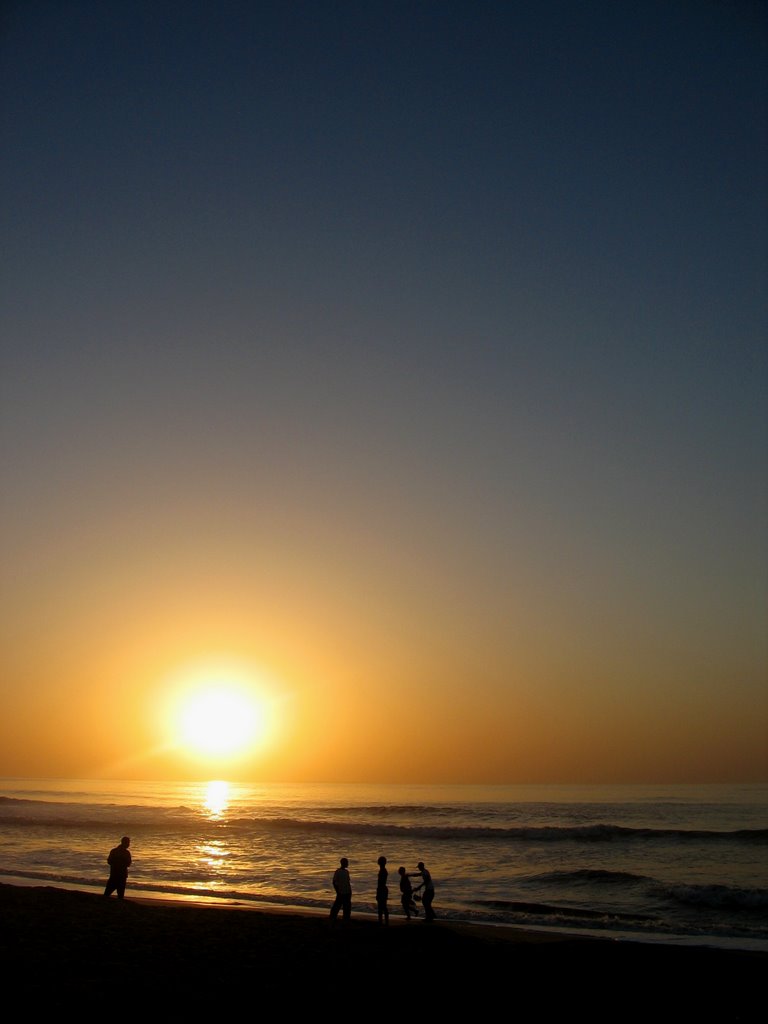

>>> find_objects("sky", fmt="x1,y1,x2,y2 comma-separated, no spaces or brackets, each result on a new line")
1,0,766,784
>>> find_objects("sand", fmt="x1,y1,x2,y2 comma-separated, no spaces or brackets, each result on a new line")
1,882,764,1016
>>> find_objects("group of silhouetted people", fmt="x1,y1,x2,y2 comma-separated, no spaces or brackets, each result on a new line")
331,855,436,924
103,836,436,924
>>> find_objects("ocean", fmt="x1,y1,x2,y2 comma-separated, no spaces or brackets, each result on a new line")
1,779,766,951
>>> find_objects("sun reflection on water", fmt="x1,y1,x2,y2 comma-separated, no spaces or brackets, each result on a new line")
199,840,230,874
202,779,230,819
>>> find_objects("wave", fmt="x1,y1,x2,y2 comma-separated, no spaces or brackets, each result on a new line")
2,806,765,844
666,883,768,913
512,869,768,918
531,868,652,885
472,898,656,923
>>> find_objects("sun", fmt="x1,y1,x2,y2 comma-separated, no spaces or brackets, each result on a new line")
179,686,264,756
161,659,279,764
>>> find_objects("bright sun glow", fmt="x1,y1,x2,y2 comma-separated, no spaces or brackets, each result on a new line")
162,659,279,764
180,687,263,755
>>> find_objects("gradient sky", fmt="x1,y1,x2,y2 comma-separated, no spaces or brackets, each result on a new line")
1,1,766,783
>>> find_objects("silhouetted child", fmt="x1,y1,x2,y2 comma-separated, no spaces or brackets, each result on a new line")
376,856,389,925
397,866,418,919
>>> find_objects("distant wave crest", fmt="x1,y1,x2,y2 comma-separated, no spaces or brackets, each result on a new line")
1,804,766,844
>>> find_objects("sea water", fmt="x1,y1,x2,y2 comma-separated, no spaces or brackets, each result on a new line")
1,779,766,951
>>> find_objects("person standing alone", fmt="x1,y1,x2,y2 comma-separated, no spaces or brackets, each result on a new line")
330,857,352,923
104,836,132,899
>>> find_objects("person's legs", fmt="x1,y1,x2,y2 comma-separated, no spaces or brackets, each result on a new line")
423,890,435,920
104,872,121,897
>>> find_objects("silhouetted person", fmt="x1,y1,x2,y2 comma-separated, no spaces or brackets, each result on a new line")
104,836,131,899
376,855,389,925
412,861,436,921
330,857,352,923
397,866,418,919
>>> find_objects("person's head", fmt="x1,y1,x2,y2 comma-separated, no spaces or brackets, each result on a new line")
121,836,130,847
340,857,348,868
377,856,386,867
417,861,424,871
398,866,406,876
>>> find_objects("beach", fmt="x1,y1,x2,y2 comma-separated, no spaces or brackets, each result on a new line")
1,882,764,1017
3,779,766,949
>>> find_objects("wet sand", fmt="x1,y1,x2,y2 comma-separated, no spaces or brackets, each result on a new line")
1,882,763,1017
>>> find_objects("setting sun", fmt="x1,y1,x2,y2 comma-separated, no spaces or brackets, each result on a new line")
157,659,283,769
179,688,264,756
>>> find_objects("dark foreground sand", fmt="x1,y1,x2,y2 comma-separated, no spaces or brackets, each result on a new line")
1,883,764,1017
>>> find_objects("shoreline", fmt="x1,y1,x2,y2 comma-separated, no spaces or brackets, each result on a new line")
1,880,765,1015
3,870,766,955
